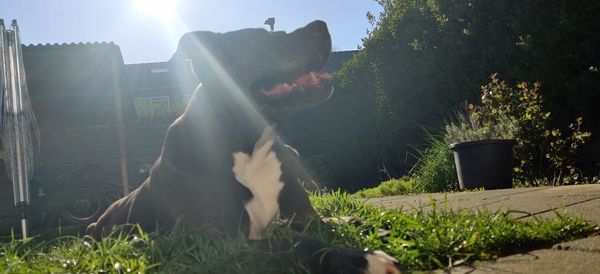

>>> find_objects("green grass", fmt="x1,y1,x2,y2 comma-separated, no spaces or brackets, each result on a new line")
353,177,419,198
1,192,597,273
411,135,459,193
354,134,459,198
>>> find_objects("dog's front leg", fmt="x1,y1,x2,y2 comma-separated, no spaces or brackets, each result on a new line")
86,183,162,239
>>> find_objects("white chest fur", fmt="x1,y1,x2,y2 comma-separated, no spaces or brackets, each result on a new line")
232,126,284,240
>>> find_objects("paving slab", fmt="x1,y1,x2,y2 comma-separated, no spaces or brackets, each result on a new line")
553,235,600,253
367,185,600,224
365,185,600,274
448,248,600,274
366,187,550,211
532,197,600,223
428,236,600,274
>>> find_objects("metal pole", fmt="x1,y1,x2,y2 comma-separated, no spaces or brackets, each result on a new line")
0,19,35,240
12,20,31,239
0,19,6,125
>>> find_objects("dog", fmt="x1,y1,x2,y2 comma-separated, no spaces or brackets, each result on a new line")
86,20,401,274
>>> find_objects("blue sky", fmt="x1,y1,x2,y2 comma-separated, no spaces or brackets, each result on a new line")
1,0,382,64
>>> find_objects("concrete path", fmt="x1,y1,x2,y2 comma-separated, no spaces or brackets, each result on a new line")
365,184,600,274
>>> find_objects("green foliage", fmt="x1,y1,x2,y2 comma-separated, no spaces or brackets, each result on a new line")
1,193,596,272
282,0,600,190
352,177,419,198
353,134,458,197
412,135,459,193
469,75,591,184
0,230,157,273
544,117,592,184
147,224,300,273
313,192,596,269
444,109,518,144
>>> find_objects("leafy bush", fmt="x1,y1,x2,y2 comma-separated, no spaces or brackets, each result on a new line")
543,117,592,184
283,0,600,190
469,75,591,184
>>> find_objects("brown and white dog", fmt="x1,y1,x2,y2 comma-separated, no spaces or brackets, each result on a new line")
86,20,401,274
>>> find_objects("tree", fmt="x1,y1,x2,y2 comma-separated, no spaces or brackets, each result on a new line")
284,0,600,190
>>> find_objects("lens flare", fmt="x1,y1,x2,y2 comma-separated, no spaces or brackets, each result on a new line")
132,0,178,22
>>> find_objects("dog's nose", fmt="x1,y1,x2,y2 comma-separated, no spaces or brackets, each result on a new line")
305,20,328,33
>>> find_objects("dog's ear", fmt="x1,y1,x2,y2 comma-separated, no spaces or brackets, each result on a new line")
171,31,218,62
170,31,221,81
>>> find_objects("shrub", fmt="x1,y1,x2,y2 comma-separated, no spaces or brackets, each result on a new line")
444,109,519,144
282,0,600,190
544,117,592,184
469,75,591,184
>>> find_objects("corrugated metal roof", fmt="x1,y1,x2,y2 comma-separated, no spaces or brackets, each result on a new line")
21,41,127,129
23,41,119,49
22,42,124,93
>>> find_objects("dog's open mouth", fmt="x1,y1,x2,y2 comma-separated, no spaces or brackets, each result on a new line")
259,71,332,98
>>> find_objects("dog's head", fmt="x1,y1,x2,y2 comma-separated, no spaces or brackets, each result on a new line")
172,20,333,119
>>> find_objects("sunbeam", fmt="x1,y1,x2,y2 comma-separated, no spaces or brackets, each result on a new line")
132,0,178,23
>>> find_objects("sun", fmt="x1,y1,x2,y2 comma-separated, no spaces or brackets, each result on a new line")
132,0,178,22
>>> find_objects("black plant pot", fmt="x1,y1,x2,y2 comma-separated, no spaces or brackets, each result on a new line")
449,139,515,190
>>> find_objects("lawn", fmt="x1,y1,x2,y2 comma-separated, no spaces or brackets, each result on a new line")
1,191,597,273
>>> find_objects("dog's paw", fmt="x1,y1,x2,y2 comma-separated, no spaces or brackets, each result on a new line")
319,248,402,274
364,250,402,274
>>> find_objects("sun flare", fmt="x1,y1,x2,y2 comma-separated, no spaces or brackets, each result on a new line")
132,0,178,22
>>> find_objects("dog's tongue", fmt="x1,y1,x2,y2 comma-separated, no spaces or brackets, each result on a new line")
296,71,331,86
266,71,331,96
